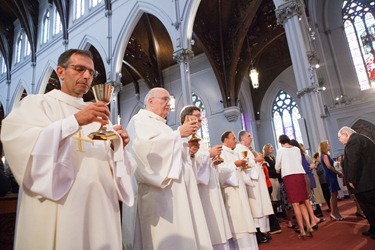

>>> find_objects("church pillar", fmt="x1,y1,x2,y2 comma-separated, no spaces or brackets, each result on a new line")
110,80,122,125
173,48,194,106
274,0,328,151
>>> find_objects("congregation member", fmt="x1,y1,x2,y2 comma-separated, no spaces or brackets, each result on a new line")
275,135,314,239
1,49,135,249
263,143,284,233
338,126,375,240
126,88,212,250
218,131,258,249
180,105,232,250
313,152,331,212
235,130,274,243
318,140,344,221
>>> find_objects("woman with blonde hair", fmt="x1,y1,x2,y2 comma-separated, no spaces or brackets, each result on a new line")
318,140,344,220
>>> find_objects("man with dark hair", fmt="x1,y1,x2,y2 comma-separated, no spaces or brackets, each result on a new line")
1,49,134,249
217,131,258,249
338,126,375,239
180,105,232,249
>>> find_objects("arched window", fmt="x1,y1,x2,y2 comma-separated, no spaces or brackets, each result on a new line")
90,0,103,9
272,90,303,145
15,33,23,63
24,35,31,57
343,0,375,90
0,56,6,74
41,10,50,44
74,0,85,20
192,92,210,148
53,8,62,35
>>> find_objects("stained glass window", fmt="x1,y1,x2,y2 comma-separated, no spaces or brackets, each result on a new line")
272,90,303,146
1,56,6,74
343,0,375,90
192,92,210,148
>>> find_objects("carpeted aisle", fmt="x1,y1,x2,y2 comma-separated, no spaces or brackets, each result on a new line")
259,198,375,250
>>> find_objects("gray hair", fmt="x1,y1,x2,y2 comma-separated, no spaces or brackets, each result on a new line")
144,88,158,108
338,126,356,136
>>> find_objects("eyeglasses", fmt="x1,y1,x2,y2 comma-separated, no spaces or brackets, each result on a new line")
152,96,172,104
63,64,98,78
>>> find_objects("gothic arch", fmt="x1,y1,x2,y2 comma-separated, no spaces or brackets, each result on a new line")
112,2,177,80
10,80,28,112
36,60,57,94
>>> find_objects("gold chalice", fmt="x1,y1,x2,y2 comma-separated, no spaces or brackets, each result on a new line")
241,151,251,169
88,83,118,140
212,154,224,165
184,116,201,143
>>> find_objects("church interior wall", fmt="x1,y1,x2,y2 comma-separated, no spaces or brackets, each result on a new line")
1,0,374,159
119,53,243,147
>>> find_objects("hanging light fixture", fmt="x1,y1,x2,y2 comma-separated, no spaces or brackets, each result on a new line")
249,67,259,89
246,36,259,89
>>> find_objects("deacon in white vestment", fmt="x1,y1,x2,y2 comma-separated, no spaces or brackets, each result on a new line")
1,49,134,250
180,105,232,250
234,131,274,242
126,88,212,250
217,131,258,250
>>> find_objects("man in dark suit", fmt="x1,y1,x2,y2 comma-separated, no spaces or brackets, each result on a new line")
338,126,375,239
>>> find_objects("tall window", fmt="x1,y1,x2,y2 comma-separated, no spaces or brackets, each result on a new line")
0,56,6,74
15,33,23,63
90,0,103,9
24,35,31,57
53,8,62,35
192,92,210,148
272,90,303,146
75,0,85,20
41,10,50,44
343,0,375,90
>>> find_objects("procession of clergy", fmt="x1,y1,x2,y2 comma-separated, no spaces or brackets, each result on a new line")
123,87,275,250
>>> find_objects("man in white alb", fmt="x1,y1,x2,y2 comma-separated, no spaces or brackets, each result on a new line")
235,130,274,244
218,131,258,249
180,105,232,249
1,49,134,250
126,88,212,250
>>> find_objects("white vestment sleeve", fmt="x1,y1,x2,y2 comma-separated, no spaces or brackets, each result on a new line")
110,132,135,206
194,148,211,185
217,162,238,186
27,115,79,200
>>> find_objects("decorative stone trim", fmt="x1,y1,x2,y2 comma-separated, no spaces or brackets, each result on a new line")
173,48,194,63
224,106,240,122
275,0,303,26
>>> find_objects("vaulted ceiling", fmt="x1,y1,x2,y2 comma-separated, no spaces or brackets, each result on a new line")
0,0,302,117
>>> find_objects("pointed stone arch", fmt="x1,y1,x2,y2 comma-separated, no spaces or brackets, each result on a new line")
36,60,57,94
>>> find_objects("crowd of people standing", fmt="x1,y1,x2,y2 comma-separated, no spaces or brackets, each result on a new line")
1,49,374,250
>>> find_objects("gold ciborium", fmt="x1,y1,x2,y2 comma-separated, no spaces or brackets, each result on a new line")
184,116,201,143
241,151,251,169
88,83,118,140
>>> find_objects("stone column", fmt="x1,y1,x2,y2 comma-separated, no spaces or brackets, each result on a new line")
109,80,122,125
274,0,328,150
173,48,194,106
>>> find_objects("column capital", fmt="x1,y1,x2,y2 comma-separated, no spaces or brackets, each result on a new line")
275,0,304,26
173,48,194,63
